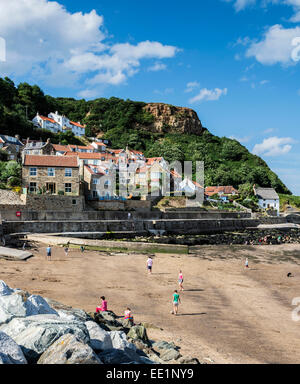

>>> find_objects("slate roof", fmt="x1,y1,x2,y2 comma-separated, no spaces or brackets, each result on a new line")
255,188,279,200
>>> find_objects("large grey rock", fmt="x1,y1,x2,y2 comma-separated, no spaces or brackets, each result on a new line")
25,295,58,316
0,315,89,363
178,356,200,364
127,325,149,343
44,298,91,322
37,333,102,364
0,294,27,325
0,281,14,296
109,331,136,351
159,348,181,362
0,331,27,364
85,321,112,351
99,348,145,364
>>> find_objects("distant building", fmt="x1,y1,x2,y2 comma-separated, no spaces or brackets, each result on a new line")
32,112,86,137
22,138,55,157
0,134,24,160
205,186,239,197
254,187,280,215
83,164,115,200
22,155,80,196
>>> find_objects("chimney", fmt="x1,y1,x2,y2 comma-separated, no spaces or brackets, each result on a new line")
15,134,20,141
46,138,50,144
26,137,30,144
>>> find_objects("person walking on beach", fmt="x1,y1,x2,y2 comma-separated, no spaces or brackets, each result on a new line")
245,258,249,269
80,245,85,253
147,256,153,274
171,290,181,316
46,245,52,261
178,270,184,291
124,307,134,325
64,246,69,257
96,296,108,313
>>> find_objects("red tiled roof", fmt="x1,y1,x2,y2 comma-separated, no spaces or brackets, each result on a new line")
53,144,69,152
93,142,107,147
64,152,102,159
205,186,238,196
24,155,78,167
70,121,85,128
146,157,163,165
39,116,57,124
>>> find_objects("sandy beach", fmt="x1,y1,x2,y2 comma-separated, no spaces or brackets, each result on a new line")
1,242,300,364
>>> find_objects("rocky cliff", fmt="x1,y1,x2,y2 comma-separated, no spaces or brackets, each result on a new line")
137,103,203,135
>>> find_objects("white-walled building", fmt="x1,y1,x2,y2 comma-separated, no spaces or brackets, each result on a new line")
33,112,86,137
254,187,280,216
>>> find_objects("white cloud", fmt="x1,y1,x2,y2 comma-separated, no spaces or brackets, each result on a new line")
184,81,200,93
229,135,251,143
224,0,300,21
189,88,228,103
0,0,178,88
148,62,167,72
246,24,300,65
252,136,296,156
224,0,256,11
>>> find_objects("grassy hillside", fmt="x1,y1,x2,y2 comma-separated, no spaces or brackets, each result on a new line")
0,76,291,194
279,194,300,211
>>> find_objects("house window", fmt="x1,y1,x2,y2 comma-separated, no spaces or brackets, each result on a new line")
72,199,77,205
104,180,110,189
65,183,72,193
29,182,37,193
92,190,98,198
30,168,37,176
65,168,72,177
93,179,99,185
48,168,55,177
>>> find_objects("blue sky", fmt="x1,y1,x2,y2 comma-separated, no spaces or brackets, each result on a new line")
0,0,300,193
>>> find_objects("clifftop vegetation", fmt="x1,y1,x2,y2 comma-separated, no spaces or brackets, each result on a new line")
0,76,291,194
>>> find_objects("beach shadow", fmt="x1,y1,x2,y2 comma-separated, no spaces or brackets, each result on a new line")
151,273,171,276
184,289,205,292
178,312,207,316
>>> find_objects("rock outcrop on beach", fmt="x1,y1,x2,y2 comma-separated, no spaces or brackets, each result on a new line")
0,280,199,365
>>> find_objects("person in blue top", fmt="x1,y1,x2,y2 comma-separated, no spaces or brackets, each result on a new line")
46,245,52,261
171,290,181,316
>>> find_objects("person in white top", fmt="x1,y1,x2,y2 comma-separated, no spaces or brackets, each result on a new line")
147,257,153,274
245,258,249,269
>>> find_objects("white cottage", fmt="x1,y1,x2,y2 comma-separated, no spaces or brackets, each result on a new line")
254,187,280,216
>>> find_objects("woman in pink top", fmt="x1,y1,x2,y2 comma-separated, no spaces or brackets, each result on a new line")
178,270,184,291
96,296,108,313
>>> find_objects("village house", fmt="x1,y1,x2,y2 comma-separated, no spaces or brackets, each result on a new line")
22,155,80,196
22,139,55,158
254,186,280,216
0,134,24,160
32,112,86,137
83,164,116,200
205,186,239,199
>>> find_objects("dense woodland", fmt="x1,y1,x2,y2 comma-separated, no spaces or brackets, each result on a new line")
0,76,291,194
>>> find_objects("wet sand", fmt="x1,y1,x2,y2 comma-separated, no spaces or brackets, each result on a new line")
1,242,300,364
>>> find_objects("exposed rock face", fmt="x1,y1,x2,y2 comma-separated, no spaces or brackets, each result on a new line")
37,334,102,364
0,331,27,364
85,321,113,351
0,315,89,363
140,103,203,135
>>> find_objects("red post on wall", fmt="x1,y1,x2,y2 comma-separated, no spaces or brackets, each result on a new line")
16,211,21,218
